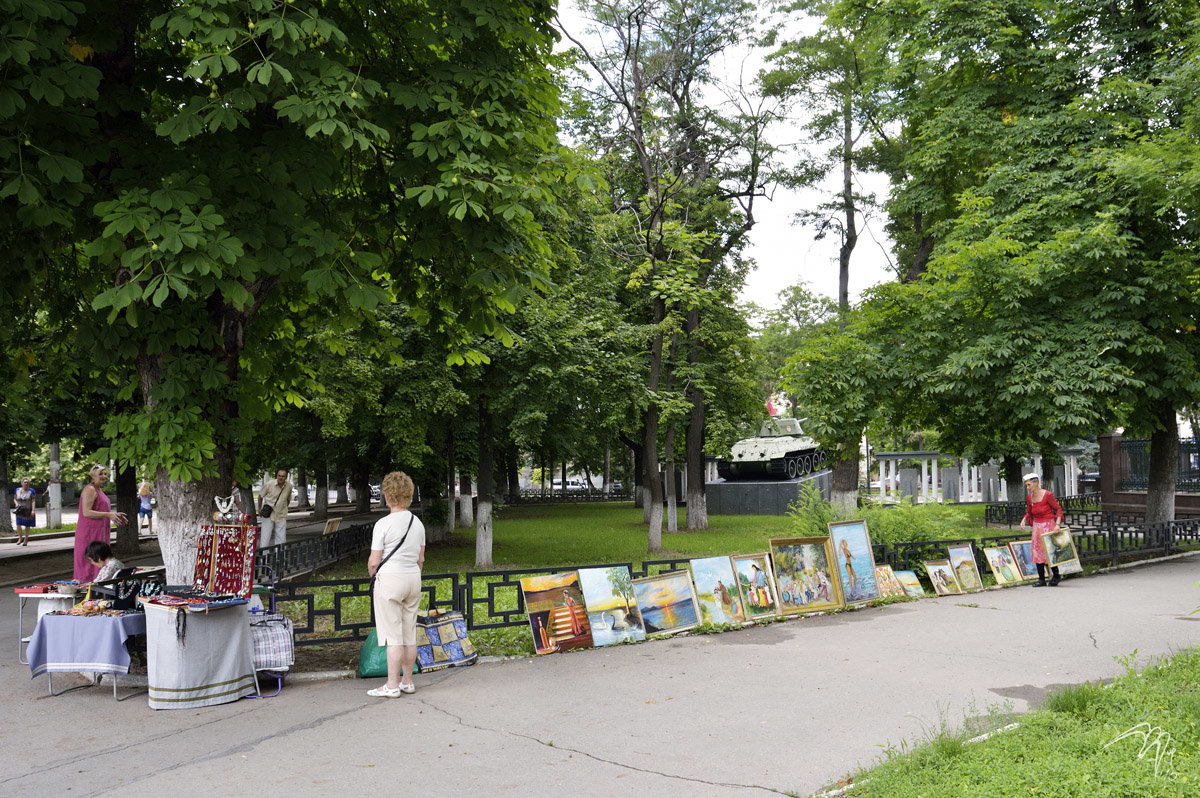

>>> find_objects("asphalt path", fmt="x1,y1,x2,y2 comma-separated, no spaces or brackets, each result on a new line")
2,550,1198,796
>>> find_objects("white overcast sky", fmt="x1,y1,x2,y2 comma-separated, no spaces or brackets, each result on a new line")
553,2,899,311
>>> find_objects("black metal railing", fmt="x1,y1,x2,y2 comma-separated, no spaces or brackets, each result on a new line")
984,493,1103,526
255,522,374,583
1118,437,1200,492
515,489,635,504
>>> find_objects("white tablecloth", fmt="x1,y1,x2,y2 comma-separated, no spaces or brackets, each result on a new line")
143,602,256,710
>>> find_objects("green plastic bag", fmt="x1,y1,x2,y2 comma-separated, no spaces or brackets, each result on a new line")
357,628,420,678
357,629,387,678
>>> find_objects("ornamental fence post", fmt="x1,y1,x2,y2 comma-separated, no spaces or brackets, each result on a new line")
1108,513,1118,568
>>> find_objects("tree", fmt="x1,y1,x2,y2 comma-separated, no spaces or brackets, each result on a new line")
562,0,779,544
2,0,566,581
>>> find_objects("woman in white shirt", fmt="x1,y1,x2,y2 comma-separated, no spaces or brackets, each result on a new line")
366,471,426,698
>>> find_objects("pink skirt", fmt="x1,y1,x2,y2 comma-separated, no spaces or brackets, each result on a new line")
1030,520,1056,564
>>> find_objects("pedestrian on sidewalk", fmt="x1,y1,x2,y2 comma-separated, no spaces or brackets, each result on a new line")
75,465,126,581
1018,472,1065,587
13,476,37,546
366,471,426,698
258,468,293,548
138,481,155,534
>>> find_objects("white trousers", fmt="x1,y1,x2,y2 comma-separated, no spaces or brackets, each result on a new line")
259,517,287,548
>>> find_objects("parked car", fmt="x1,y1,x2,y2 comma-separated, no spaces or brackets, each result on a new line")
550,478,588,492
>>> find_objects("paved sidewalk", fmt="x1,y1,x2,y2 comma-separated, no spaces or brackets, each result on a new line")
2,553,1198,796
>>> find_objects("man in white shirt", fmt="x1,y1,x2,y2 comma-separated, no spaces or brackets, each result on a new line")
258,468,293,548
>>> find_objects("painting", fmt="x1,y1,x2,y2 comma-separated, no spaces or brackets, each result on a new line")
946,544,983,591
1058,557,1083,575
689,556,745,625
1042,528,1081,570
730,553,780,619
874,564,907,598
983,546,1024,585
894,570,928,598
923,559,963,596
828,520,880,603
632,571,701,634
577,566,646,646
768,537,843,615
1008,540,1038,579
520,572,593,655
322,519,341,536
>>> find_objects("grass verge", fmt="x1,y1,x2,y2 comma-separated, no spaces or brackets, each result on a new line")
837,648,1200,797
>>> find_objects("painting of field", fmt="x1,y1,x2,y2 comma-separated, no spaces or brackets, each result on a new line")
689,556,745,625
577,566,646,646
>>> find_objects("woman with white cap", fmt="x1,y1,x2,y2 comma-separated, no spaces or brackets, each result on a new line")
1018,472,1065,586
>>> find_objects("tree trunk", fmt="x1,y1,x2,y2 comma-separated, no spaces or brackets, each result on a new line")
830,443,859,514
295,467,311,511
1001,455,1024,506
353,464,371,513
603,447,612,496
1145,402,1178,523
838,91,858,314
443,441,456,542
684,305,708,530
112,462,141,558
335,470,349,504
665,419,678,532
505,446,520,504
644,299,666,552
475,403,494,568
156,466,229,584
47,442,62,528
313,466,328,520
560,461,567,498
458,472,474,527
0,455,11,535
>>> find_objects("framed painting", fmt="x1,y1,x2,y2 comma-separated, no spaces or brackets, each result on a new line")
1042,528,1081,570
923,559,963,596
730,553,780,619
689,556,745,625
874,564,906,598
577,566,646,646
1007,540,1038,579
983,546,1024,585
894,570,927,598
520,572,593,655
827,520,880,603
1058,557,1083,575
768,537,844,615
946,544,983,591
632,570,701,635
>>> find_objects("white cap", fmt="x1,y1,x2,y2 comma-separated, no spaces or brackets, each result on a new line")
1023,472,1039,481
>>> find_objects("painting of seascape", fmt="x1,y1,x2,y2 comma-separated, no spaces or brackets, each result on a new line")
689,556,745,625
632,571,700,635
577,566,646,646
827,520,880,603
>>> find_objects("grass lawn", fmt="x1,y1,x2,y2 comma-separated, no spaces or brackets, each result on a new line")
839,647,1200,797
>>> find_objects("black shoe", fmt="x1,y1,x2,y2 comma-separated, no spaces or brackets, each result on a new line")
1032,579,1048,587
1048,575,1061,587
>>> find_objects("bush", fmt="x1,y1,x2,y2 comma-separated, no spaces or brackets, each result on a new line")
787,483,975,545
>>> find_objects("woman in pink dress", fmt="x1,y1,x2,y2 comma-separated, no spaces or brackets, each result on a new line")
74,465,127,581
1018,472,1065,587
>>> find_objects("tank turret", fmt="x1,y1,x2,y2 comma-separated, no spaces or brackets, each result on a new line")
716,417,825,481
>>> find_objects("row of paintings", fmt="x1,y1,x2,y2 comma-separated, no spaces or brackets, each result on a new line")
922,531,1081,596
520,522,1083,655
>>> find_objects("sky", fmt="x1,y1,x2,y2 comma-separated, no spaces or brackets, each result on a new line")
554,2,900,313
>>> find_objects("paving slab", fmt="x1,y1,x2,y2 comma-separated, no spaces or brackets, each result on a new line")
2,555,1198,797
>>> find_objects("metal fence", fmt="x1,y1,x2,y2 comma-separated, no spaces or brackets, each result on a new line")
983,493,1103,526
515,489,635,504
1118,437,1200,492
254,521,375,584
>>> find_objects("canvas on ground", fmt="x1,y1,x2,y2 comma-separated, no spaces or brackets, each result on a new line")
946,544,983,591
923,559,963,596
730,553,780,619
520,572,593,654
769,537,844,615
828,520,880,602
577,566,646,646
632,570,701,634
689,556,745,625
